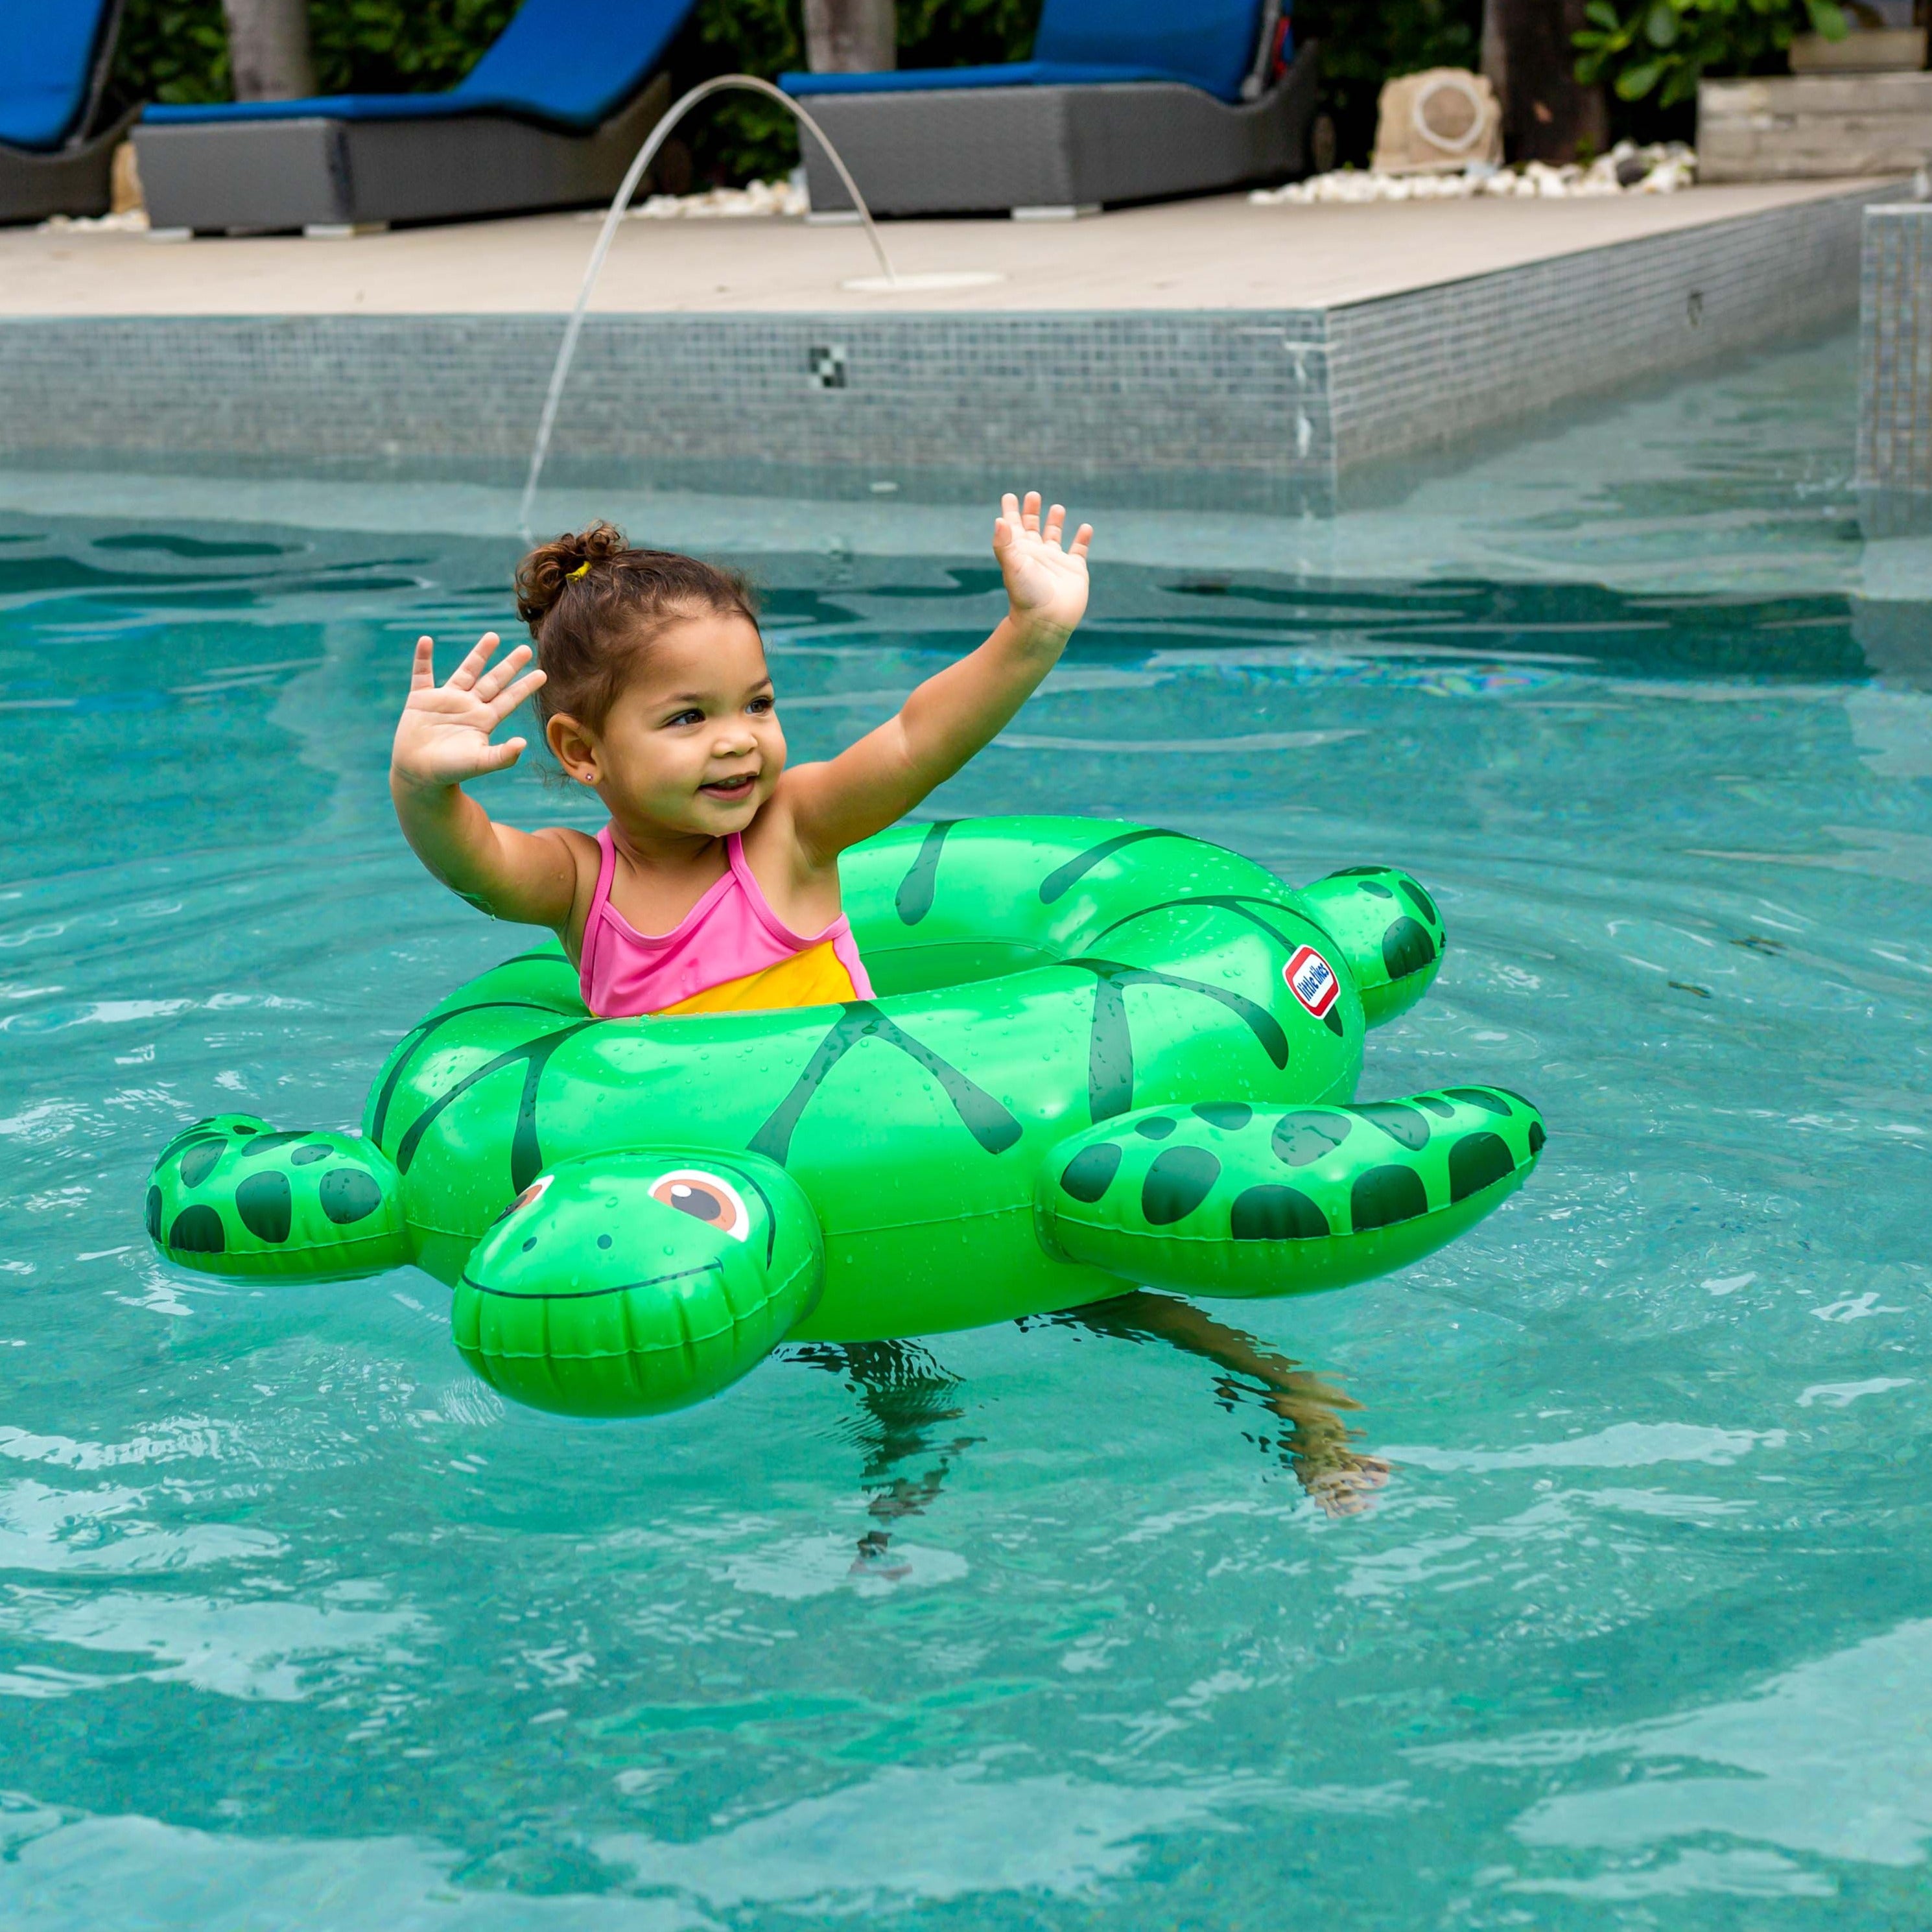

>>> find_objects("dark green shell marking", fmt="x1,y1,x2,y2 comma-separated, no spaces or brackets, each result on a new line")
1273,1111,1350,1166
1356,1102,1430,1151
1039,829,1191,904
1142,1146,1220,1225
369,996,587,1144
169,1205,224,1253
235,1171,292,1243
320,1169,383,1226
894,820,959,925
1382,917,1437,980
1449,1131,1514,1201
1069,957,1290,1124
1060,1142,1122,1203
1231,1184,1328,1241
394,1019,599,1190
179,1142,224,1190
1351,1165,1426,1231
749,1003,1022,1165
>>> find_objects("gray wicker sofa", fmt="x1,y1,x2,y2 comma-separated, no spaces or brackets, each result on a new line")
781,0,1318,217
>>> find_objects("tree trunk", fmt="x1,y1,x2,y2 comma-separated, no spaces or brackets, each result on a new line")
222,0,317,102
1481,0,1607,163
804,0,896,73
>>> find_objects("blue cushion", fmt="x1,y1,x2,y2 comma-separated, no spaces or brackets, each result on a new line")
1035,0,1262,102
452,0,689,123
144,94,488,126
782,60,1181,98
141,0,694,134
0,0,114,151
784,0,1263,106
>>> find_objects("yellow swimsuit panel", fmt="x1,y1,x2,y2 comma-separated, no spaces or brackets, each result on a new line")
652,938,864,1017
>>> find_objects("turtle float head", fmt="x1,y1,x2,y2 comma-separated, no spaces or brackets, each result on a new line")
453,1149,824,1419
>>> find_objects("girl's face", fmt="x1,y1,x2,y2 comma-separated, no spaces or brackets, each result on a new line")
545,611,786,843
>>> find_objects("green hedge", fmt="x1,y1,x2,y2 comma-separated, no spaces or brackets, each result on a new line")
109,0,1037,183
1575,0,1844,111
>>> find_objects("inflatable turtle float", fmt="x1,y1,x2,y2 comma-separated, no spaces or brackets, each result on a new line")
144,818,1544,1417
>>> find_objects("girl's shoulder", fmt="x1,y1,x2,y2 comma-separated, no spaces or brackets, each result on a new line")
532,825,605,964
534,823,604,873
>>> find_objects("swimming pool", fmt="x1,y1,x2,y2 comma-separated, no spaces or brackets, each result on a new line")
0,330,1927,1927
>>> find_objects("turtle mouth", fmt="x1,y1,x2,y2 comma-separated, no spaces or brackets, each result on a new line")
459,1261,722,1302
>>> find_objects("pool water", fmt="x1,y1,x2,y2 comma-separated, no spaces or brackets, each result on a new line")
1,332,1929,1928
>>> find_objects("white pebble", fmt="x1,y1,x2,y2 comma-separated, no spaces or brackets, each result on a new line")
1249,141,1697,209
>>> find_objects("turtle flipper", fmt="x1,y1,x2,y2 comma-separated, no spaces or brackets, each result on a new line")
453,1149,824,1419
146,1114,409,1282
1299,867,1446,1028
1037,1088,1544,1300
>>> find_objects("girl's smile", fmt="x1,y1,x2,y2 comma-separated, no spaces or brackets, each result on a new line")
543,611,787,852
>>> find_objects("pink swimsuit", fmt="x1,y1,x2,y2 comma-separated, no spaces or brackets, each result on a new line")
578,825,873,1020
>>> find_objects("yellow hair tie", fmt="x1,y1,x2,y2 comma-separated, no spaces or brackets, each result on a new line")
567,560,592,581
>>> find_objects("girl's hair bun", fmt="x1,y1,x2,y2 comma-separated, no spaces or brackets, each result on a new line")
514,519,630,627
510,521,760,735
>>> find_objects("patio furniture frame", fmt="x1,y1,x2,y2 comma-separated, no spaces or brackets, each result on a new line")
135,73,670,234
1,0,134,226
792,47,1319,218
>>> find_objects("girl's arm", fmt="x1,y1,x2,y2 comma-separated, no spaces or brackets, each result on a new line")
390,633,581,927
779,491,1092,862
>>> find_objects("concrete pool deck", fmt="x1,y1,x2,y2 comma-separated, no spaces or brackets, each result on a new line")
0,175,1905,510
0,178,1891,317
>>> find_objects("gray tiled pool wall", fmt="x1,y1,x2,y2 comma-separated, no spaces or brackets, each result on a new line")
1332,183,1890,466
0,311,1336,512
0,183,1891,510
1859,204,1932,502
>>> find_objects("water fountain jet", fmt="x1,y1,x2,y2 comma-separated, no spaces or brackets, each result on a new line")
518,73,904,540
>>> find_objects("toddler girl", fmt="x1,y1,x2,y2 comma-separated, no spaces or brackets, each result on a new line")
390,490,1093,1018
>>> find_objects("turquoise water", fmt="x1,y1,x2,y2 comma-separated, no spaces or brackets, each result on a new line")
1,333,1930,1927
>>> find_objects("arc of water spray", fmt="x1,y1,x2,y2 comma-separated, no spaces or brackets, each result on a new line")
518,74,899,541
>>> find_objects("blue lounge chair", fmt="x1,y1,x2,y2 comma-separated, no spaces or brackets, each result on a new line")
134,0,696,235
781,0,1317,217
1,0,133,225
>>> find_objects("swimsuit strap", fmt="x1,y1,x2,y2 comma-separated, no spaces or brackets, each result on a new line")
724,831,821,946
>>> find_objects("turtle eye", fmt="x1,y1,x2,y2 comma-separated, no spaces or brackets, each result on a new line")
495,1173,554,1223
648,1169,749,1242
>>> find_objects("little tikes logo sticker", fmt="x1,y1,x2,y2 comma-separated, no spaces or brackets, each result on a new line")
1284,945,1339,1018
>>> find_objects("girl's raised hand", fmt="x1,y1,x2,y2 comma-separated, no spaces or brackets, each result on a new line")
992,489,1094,644
390,633,547,792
